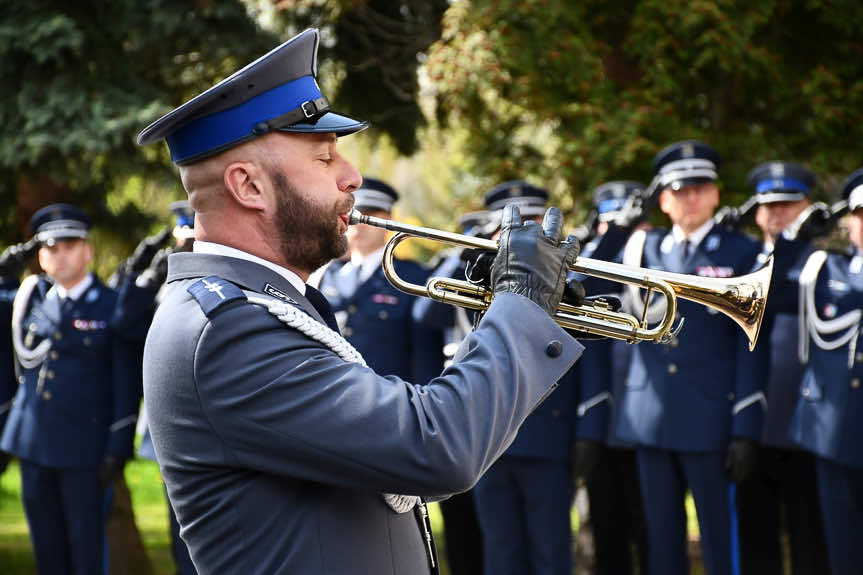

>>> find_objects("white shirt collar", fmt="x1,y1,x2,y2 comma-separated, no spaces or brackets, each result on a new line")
49,273,93,301
193,240,306,295
349,246,385,284
671,219,715,248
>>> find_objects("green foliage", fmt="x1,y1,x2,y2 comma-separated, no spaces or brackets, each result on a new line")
426,0,863,221
0,0,276,247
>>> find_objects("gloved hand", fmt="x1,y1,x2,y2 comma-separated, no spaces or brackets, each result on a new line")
125,226,173,275
98,455,127,489
490,205,580,316
784,202,844,242
0,239,39,277
724,438,757,484
462,248,495,288
135,247,171,289
714,197,758,230
570,440,603,480
0,452,11,475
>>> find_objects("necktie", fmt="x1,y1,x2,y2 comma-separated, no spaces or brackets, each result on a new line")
304,285,341,333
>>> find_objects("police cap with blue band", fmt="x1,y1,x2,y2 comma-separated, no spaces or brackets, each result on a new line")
170,200,195,240
841,167,863,212
29,203,92,246
747,162,815,204
592,181,644,221
652,140,720,191
353,178,399,213
136,29,368,165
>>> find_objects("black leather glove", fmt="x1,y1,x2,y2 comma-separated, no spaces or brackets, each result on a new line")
714,197,758,230
0,239,39,277
570,440,603,480
135,247,171,289
98,455,127,489
125,226,173,275
0,452,11,475
784,202,845,242
724,438,757,484
462,248,495,288
490,205,580,316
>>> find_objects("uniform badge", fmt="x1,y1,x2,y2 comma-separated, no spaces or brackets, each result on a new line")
823,303,838,318
770,163,785,178
73,319,107,331
696,266,734,278
705,235,720,252
681,143,695,158
85,287,99,303
372,293,399,305
263,283,298,305
828,280,849,293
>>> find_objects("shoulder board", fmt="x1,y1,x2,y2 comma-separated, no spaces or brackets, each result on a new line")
187,275,247,317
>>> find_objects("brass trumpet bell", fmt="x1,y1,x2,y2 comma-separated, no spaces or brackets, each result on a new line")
348,210,772,350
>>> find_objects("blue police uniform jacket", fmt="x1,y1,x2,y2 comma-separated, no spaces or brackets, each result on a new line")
0,275,138,468
319,258,444,384
738,240,816,449
143,253,583,575
613,225,763,450
788,248,863,468
0,277,19,432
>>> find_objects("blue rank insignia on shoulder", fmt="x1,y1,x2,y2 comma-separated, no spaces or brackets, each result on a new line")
188,276,247,317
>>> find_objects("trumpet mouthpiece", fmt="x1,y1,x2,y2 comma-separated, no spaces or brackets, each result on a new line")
348,209,365,226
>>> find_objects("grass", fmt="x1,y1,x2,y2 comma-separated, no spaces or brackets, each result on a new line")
2,459,706,575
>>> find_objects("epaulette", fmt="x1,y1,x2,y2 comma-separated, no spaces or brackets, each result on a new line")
187,275,247,317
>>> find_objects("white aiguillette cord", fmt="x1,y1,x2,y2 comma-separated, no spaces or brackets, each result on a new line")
245,294,419,514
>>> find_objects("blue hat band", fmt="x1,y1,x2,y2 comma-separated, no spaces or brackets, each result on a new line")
175,214,195,228
167,76,323,164
756,178,810,195
597,198,625,214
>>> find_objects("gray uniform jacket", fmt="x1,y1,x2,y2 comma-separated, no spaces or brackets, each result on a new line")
143,252,583,575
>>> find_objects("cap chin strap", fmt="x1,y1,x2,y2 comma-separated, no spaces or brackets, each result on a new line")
251,96,331,135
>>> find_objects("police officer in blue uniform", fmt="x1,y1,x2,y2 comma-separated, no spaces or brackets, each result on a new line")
136,29,584,575
0,204,138,574
471,181,579,575
785,167,863,575
573,181,649,575
607,141,763,575
317,178,444,384
114,201,197,575
411,209,489,575
0,239,39,475
735,162,829,575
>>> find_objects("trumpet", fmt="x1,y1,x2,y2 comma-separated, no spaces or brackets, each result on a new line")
348,210,772,350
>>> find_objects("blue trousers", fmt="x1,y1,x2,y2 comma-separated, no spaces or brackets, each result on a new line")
815,457,863,575
473,455,573,575
20,461,104,575
637,447,737,575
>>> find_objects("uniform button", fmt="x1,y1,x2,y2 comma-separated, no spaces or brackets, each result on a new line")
728,393,735,401
667,363,678,375
49,350,59,360
669,338,679,348
856,353,863,364
42,391,52,401
46,370,55,380
851,378,861,389
83,337,92,347
545,340,563,358
343,327,354,337
347,305,357,314
802,387,811,397
378,310,389,320
28,323,37,332
552,409,561,418
18,375,25,384
53,331,62,340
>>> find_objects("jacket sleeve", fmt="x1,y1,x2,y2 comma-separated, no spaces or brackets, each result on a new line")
192,292,583,496
0,278,18,434
106,326,142,458
574,338,612,442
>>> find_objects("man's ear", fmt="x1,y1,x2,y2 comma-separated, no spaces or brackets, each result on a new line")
224,162,267,212
658,188,673,216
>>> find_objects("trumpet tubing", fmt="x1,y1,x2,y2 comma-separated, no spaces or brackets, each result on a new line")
349,210,772,349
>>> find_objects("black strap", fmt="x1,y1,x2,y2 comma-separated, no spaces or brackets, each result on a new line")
252,97,331,135
304,285,341,333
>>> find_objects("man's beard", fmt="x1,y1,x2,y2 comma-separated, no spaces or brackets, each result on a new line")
272,170,351,274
